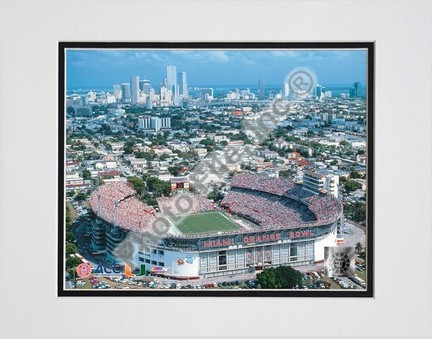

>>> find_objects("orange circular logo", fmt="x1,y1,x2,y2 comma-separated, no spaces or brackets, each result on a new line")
76,263,92,278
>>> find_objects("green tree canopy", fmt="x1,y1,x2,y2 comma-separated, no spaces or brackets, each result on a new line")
66,256,82,270
256,266,303,289
345,180,362,192
66,243,78,256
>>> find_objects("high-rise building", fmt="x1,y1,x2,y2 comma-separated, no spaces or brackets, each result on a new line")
173,84,180,105
258,79,265,99
122,83,131,103
315,84,323,98
113,85,122,101
138,116,171,132
150,117,161,132
302,170,339,198
80,95,88,107
130,75,140,104
138,117,151,129
160,117,171,129
140,79,151,95
178,71,188,98
166,65,177,92
146,97,152,110
350,82,361,97
282,82,290,97
354,82,361,96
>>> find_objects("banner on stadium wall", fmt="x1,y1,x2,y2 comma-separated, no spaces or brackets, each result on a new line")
202,230,315,249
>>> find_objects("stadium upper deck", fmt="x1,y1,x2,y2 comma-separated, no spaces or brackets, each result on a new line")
89,173,342,238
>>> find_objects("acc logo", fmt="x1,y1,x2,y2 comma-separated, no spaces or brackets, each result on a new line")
93,263,146,278
76,263,92,278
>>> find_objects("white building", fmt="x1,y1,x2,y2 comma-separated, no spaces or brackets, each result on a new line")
138,117,171,133
302,170,339,198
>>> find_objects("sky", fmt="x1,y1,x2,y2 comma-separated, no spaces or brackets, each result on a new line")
66,49,367,89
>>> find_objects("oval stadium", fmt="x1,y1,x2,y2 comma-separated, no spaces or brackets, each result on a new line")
89,172,343,279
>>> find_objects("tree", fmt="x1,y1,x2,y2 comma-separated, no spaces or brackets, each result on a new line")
75,192,87,201
168,165,182,176
128,176,146,197
82,169,92,180
66,204,72,225
123,139,136,154
279,169,296,178
135,151,155,160
66,256,81,270
66,243,78,256
66,231,74,243
145,176,171,197
207,186,224,202
350,170,361,179
160,153,170,161
345,180,362,192
344,201,366,223
256,266,303,289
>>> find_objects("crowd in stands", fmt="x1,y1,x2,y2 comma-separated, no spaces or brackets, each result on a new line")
231,172,294,196
223,173,343,229
157,194,214,216
90,182,218,235
90,182,156,233
89,175,342,236
221,188,316,229
304,194,342,223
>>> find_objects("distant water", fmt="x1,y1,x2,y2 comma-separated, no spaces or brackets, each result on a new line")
67,84,366,98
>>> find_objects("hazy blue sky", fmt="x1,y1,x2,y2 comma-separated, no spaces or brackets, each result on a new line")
66,49,367,88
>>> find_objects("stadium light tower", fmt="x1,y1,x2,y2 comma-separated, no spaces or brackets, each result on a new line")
114,200,119,227
97,193,101,215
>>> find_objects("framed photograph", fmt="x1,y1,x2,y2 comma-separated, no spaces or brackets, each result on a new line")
58,42,374,297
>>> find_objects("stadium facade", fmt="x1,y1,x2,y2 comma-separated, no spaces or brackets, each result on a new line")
89,173,343,279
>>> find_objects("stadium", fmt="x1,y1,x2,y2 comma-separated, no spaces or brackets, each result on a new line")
88,172,343,279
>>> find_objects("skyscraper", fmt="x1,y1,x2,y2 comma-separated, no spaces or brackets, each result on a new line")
178,71,188,98
315,84,323,98
140,79,151,95
130,75,140,104
113,85,122,101
282,82,290,97
166,65,177,92
354,82,361,96
173,84,181,105
258,79,265,99
350,82,361,97
122,83,131,103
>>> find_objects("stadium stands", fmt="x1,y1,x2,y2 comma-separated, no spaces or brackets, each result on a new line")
90,182,156,233
222,172,342,228
89,173,342,236
231,172,294,196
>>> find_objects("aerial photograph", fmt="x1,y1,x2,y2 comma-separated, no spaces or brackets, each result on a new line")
61,45,371,294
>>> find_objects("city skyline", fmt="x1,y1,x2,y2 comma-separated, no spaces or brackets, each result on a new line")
66,49,367,88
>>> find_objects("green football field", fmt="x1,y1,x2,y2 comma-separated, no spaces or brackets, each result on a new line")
169,211,240,235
